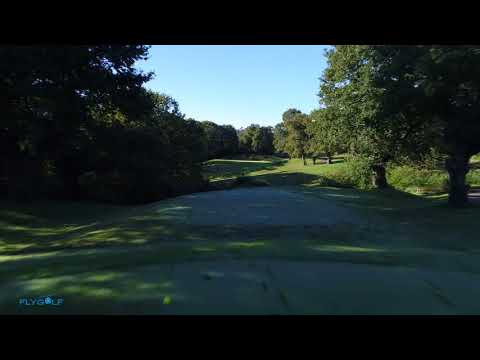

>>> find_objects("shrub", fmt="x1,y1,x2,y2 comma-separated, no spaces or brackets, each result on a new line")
338,155,375,190
467,169,480,185
387,165,448,193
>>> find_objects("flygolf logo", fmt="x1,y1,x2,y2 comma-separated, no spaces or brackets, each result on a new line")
19,296,64,306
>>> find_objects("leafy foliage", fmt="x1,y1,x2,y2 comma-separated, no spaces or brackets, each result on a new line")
0,46,209,203
282,110,311,163
273,123,288,155
201,121,239,159
307,107,346,162
238,124,274,155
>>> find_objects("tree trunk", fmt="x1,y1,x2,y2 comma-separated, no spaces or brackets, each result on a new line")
302,154,306,166
446,151,470,207
372,164,388,188
313,157,316,165
326,156,332,164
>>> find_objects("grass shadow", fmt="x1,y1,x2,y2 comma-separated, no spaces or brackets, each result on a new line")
203,157,287,181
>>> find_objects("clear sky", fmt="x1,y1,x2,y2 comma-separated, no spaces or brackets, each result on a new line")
137,45,330,128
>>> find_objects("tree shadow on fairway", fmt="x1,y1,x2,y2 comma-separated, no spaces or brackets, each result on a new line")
204,157,288,181
251,171,348,188
1,266,181,315
209,168,349,191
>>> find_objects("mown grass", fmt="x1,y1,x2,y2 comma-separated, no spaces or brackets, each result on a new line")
201,156,480,253
204,156,347,189
2,155,480,314
4,156,478,262
203,156,287,181
204,154,480,196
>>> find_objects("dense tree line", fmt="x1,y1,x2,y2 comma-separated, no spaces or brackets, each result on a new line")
0,46,209,204
274,108,344,165
200,121,239,159
0,46,278,204
5,46,477,207
238,124,274,155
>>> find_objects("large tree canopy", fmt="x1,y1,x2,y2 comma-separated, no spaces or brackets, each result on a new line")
0,45,154,199
307,107,345,164
239,124,274,155
319,45,480,205
273,122,288,155
282,109,311,165
370,46,480,205
320,46,435,188
200,121,239,159
0,46,212,203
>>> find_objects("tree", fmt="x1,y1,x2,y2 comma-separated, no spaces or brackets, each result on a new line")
368,46,480,206
201,121,240,159
273,123,288,155
283,110,310,165
254,126,274,154
319,45,435,188
238,124,274,155
320,46,389,186
307,108,345,164
282,108,303,123
201,121,224,159
0,46,212,204
148,92,183,119
220,125,239,156
320,45,480,206
0,45,153,199
81,93,208,204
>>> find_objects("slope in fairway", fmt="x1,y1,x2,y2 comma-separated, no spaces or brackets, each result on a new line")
3,184,480,315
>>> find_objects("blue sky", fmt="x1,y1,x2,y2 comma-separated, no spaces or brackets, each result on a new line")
138,45,330,128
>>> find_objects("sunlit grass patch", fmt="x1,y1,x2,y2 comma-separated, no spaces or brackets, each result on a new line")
203,157,286,181
192,246,217,253
84,272,122,282
226,241,267,249
308,245,384,253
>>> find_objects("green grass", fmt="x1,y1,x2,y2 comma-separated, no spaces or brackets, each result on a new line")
204,156,349,189
204,154,480,196
202,156,480,253
203,156,286,181
2,193,480,314
2,156,480,314
4,156,476,257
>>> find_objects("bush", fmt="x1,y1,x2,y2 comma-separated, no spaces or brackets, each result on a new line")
387,165,448,193
467,169,480,185
332,155,375,190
